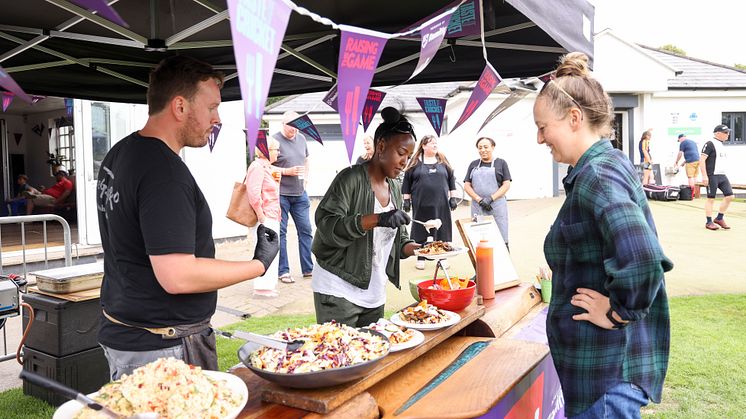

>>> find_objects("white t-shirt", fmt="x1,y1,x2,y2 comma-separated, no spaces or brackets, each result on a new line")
311,198,396,308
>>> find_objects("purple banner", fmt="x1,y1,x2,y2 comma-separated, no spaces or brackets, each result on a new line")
2,91,13,112
417,97,447,136
208,123,222,152
452,64,501,132
70,0,128,27
478,90,529,132
255,128,269,158
337,28,388,162
446,0,480,38
64,98,74,117
538,73,554,83
14,133,23,146
227,0,292,160
288,114,323,145
407,12,454,82
0,66,32,103
361,89,386,132
322,84,339,112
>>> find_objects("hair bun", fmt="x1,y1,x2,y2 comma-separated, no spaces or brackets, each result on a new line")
555,52,590,78
380,107,401,124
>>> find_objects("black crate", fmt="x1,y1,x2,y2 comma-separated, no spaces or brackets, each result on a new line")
22,346,110,406
22,292,101,356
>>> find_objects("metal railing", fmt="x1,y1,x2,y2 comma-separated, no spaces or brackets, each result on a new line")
0,214,73,277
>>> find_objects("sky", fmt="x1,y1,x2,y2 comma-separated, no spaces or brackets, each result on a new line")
590,0,746,67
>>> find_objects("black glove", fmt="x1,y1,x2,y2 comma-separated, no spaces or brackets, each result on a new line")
253,224,279,274
377,209,411,229
478,197,493,211
403,198,412,213
449,197,458,211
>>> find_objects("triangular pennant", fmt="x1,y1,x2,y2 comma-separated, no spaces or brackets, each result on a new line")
2,91,13,112
538,72,554,83
64,98,74,117
322,84,339,112
208,123,222,152
256,129,269,158
406,10,454,82
69,0,129,27
452,64,501,132
31,95,46,104
417,97,448,136
14,133,23,146
337,27,388,162
0,66,32,103
227,0,292,161
445,0,481,38
361,89,386,132
478,91,530,132
287,114,323,145
32,124,44,136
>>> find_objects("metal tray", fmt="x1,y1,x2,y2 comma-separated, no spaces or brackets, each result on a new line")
237,328,389,389
36,274,102,294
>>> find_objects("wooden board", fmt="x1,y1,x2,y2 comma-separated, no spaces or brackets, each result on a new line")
455,218,519,291
25,286,100,302
369,336,549,418
461,283,542,338
231,300,486,414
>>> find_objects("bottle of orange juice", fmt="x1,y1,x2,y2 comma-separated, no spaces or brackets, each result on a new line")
476,239,494,299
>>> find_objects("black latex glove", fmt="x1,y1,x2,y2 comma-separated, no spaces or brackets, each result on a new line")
478,198,493,212
253,224,279,274
449,197,458,211
403,198,412,212
377,209,411,229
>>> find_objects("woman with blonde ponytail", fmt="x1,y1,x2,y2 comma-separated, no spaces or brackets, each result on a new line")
534,52,672,418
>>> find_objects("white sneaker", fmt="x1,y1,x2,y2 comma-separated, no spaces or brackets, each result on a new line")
415,260,425,270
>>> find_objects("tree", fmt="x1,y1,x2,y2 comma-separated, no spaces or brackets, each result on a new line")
735,64,746,71
660,44,686,55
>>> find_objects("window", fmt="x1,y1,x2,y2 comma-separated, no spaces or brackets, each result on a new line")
314,124,343,141
49,116,75,175
91,103,111,178
722,112,745,145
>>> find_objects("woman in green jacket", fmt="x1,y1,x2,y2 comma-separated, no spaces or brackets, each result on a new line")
311,107,420,327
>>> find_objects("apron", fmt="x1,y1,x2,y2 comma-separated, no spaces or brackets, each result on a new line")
469,160,509,243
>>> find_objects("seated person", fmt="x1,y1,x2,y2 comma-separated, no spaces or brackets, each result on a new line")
6,174,39,215
26,166,74,213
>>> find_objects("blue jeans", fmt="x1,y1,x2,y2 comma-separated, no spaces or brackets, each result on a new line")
571,382,649,419
279,192,314,276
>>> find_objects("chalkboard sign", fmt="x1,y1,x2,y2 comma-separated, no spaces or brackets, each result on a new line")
456,218,519,291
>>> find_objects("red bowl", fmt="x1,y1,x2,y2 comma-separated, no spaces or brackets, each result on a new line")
417,279,476,312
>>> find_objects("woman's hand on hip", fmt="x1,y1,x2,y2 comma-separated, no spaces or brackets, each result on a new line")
571,288,616,330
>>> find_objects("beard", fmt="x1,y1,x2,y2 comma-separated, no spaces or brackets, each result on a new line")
178,112,210,148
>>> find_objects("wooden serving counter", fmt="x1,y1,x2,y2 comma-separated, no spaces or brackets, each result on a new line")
233,284,548,418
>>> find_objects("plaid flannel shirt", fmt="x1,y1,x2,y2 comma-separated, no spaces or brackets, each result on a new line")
544,140,673,416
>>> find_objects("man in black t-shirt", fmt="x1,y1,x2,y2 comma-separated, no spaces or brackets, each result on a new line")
699,124,734,230
96,56,279,379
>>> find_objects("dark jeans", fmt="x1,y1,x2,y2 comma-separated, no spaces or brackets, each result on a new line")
313,292,384,328
279,192,314,276
571,382,649,419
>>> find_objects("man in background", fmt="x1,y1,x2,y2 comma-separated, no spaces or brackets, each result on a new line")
25,166,73,213
272,110,314,284
674,133,700,190
700,124,734,230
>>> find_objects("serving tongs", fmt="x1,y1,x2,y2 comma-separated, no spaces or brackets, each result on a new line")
20,370,158,419
216,329,304,352
432,259,455,290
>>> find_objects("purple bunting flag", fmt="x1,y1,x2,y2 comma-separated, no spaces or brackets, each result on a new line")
14,133,23,146
478,90,529,132
227,0,292,160
445,0,481,39
288,114,323,145
538,72,554,84
337,28,388,162
70,0,128,27
407,11,454,82
255,128,269,158
208,123,222,152
361,89,386,132
0,66,32,103
2,91,13,112
322,85,339,112
452,64,501,132
64,98,74,117
417,97,448,136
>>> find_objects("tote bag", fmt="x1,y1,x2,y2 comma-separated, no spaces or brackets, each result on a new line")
226,175,258,227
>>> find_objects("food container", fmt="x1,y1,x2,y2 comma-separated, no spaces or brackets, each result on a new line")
33,262,103,294
417,279,476,312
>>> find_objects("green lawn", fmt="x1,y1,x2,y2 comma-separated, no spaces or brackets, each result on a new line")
2,295,743,418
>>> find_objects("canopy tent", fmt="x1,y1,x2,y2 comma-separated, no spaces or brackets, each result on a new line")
0,0,594,103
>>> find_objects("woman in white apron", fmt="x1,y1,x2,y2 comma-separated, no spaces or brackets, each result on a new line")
464,137,512,248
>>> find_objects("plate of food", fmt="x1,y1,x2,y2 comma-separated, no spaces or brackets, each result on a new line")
54,358,248,419
413,241,468,260
390,300,461,331
367,318,425,352
238,322,390,388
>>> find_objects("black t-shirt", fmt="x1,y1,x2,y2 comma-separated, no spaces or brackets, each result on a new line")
96,133,216,351
463,158,512,185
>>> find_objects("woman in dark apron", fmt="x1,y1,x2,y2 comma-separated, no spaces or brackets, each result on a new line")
463,137,512,248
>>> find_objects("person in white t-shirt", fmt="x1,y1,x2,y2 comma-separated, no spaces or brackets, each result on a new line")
699,124,735,230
